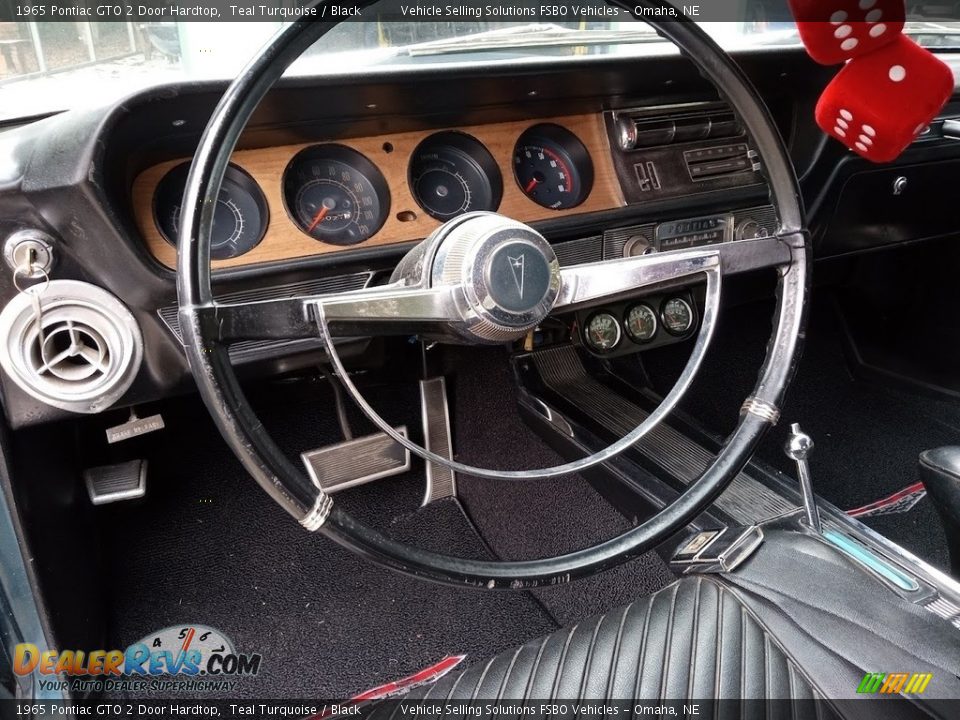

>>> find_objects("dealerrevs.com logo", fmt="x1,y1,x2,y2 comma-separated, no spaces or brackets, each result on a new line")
857,672,933,695
13,624,261,694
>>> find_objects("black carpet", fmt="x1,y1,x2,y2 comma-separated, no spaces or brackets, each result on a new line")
446,347,677,627
102,379,556,699
643,296,953,573
103,354,677,700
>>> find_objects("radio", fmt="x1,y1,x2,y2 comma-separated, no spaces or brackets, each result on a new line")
655,214,732,251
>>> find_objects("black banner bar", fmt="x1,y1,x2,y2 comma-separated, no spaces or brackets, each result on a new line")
3,698,960,719
0,0,822,24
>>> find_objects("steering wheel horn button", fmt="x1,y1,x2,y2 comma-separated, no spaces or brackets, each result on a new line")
425,212,560,343
486,241,553,313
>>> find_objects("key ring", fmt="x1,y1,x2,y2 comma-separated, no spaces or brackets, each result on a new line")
13,263,50,297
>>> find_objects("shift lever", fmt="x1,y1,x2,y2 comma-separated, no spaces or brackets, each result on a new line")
785,423,822,533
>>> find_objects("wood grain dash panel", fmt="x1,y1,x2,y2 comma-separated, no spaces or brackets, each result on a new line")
132,113,624,270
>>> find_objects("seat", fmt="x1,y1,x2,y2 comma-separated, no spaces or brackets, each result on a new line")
364,529,960,719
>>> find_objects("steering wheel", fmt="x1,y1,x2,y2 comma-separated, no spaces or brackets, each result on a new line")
177,0,808,588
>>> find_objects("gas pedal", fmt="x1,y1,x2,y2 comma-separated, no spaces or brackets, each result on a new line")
301,426,411,494
84,459,147,505
420,377,456,505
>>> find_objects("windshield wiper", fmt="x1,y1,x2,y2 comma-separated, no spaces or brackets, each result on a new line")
396,23,665,57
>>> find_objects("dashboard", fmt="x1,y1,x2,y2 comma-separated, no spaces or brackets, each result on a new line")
131,101,766,271
0,47,958,427
132,114,625,269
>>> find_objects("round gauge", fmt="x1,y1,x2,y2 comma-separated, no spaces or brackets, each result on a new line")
513,123,594,210
409,132,502,220
584,311,622,352
661,297,695,335
134,624,236,672
282,144,390,245
153,162,268,260
625,303,658,343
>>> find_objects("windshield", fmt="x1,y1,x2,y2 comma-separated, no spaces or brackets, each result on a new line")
1,0,958,123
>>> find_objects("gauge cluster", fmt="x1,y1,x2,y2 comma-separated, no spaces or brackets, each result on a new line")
143,119,603,266
577,292,699,358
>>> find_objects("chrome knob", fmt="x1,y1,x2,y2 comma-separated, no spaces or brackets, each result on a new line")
784,423,822,533
784,423,814,461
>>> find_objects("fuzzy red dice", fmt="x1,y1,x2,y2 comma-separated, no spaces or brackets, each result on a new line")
789,0,905,64
815,36,954,162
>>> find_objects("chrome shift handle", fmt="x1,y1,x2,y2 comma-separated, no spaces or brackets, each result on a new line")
785,423,822,533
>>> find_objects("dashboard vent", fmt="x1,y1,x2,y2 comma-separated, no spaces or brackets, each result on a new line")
0,280,142,414
614,104,744,151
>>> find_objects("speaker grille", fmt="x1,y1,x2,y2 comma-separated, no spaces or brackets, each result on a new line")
0,281,142,414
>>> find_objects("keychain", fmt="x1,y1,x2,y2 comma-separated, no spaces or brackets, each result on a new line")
11,246,50,357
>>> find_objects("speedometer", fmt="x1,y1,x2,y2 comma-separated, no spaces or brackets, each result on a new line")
282,145,390,245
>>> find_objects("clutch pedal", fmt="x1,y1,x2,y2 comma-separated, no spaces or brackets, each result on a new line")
301,426,411,493
84,459,147,505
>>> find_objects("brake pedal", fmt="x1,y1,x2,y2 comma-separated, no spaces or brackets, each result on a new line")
420,377,456,505
301,426,411,494
84,459,147,505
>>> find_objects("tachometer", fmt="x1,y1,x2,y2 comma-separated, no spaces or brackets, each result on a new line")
153,162,268,260
409,132,502,220
513,124,593,210
283,145,390,245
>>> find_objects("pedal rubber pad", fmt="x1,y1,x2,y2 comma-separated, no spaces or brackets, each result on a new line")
84,459,147,505
301,426,410,494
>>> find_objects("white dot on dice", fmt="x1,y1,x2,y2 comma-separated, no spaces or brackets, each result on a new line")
858,135,873,146
835,25,853,39
841,38,859,51
834,126,847,137
837,118,849,129
888,65,906,82
859,0,876,9
862,125,876,137
830,11,847,24
870,24,887,38
840,109,853,121
855,142,868,152
865,9,883,22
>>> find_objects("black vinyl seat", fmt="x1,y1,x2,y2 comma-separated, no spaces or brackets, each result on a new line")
365,529,960,719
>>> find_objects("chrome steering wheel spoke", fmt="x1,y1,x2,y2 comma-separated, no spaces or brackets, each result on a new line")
556,233,792,312
204,231,794,349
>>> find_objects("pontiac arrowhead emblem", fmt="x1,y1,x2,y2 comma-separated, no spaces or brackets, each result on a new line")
508,254,526,299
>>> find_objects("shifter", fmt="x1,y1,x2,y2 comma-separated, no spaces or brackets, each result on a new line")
785,423,823,533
